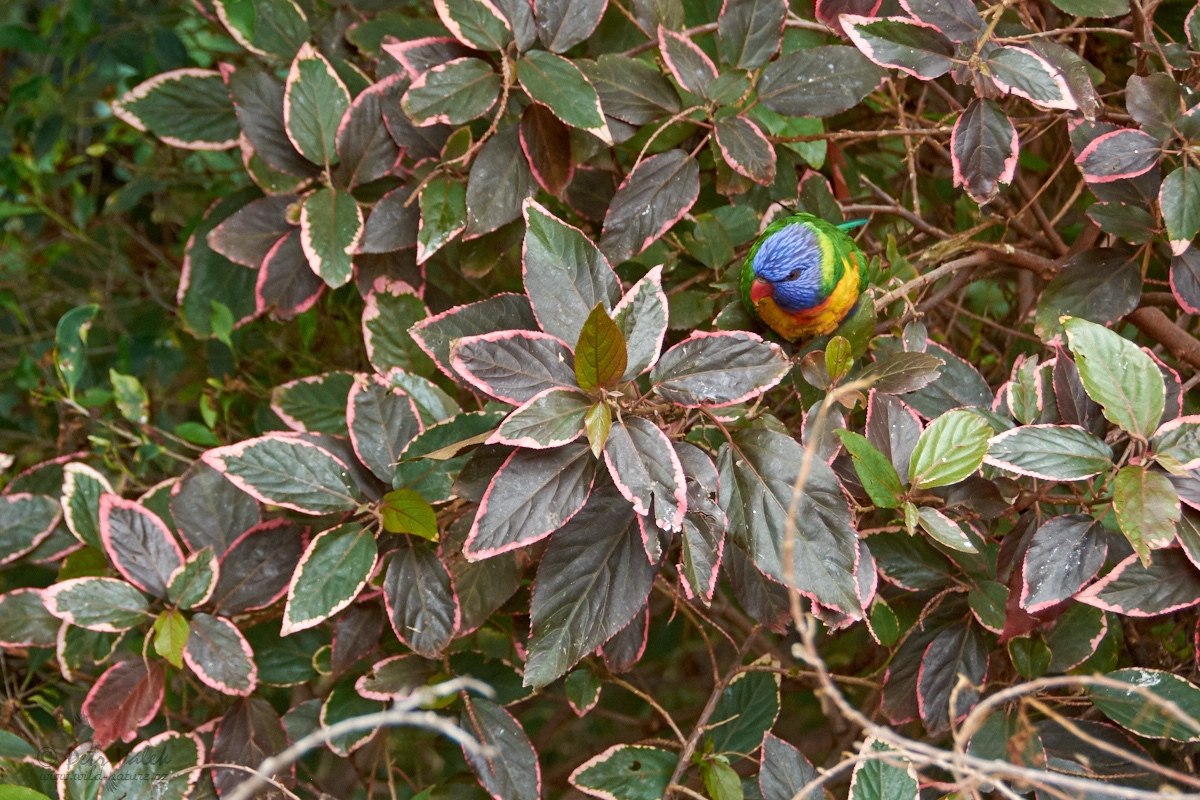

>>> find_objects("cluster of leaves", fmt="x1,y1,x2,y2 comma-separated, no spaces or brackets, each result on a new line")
9,0,1200,797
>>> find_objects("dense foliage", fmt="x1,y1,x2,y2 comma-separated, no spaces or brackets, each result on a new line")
6,0,1200,797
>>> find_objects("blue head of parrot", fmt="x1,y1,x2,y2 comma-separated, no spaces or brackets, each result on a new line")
749,223,824,313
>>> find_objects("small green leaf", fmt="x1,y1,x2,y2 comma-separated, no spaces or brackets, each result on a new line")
417,176,467,264
1113,464,1180,565
109,369,149,424
55,304,99,397
380,489,439,540
1063,316,1164,439
835,430,902,508
700,755,743,800
908,409,991,489
153,609,189,668
968,580,1008,633
586,402,612,458
565,667,602,715
1091,668,1200,741
576,303,628,394
869,598,900,646
849,738,918,800
825,335,853,383
917,506,977,553
301,187,363,289
210,300,234,349
1008,635,1051,679
1162,164,1200,256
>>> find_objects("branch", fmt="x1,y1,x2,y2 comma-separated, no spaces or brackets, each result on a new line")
1126,306,1200,371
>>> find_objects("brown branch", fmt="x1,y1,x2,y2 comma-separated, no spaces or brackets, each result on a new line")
1126,307,1200,371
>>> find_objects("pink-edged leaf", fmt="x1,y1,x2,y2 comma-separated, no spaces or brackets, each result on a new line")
320,680,386,755
898,0,982,40
300,186,364,289
111,68,239,150
1171,249,1200,315
410,292,539,381
492,388,591,449
359,184,419,254
758,45,887,119
760,732,820,800
382,36,473,80
1044,602,1107,673
1079,548,1200,616
578,54,681,126
348,373,423,483
201,434,362,515
81,658,166,748
283,522,377,635
517,50,611,144
383,533,460,657
434,0,513,50
814,0,880,35
840,15,954,79
166,546,219,610
714,114,776,186
170,460,260,558
523,198,622,344
463,443,597,559
214,0,308,59
866,391,922,481
61,462,113,549
565,667,602,716
55,743,112,800
916,619,987,733
612,265,669,380
717,0,786,69
334,79,402,189
535,0,608,52
442,516,524,635
212,697,292,799
569,744,678,800
1074,128,1161,184
3,451,84,497
465,122,537,239
99,494,184,599
1161,164,1200,256
984,46,1077,111
271,371,356,436
207,194,298,269
331,602,385,676
256,227,325,319
0,492,60,565
362,277,435,377
460,698,542,800
44,577,149,632
676,442,725,604
212,518,309,615
184,612,258,696
105,730,204,798
1020,514,1108,612
284,42,351,166
224,63,321,179
178,189,263,339
0,588,59,647
526,486,658,687
450,330,578,405
984,424,1113,482
604,416,687,537
417,175,468,264
651,330,789,407
658,25,718,97
520,103,573,196
602,601,650,673
951,98,1017,205
379,76,454,161
599,149,699,265
402,57,502,127
355,653,439,700
724,539,790,632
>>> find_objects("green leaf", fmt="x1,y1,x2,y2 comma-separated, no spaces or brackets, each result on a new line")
835,430,903,508
1162,164,1200,256
1152,418,1200,470
417,176,467,264
917,506,977,553
1064,316,1164,439
495,388,591,448
272,371,355,436
153,609,189,668
586,402,612,458
215,0,310,59
569,745,679,800
908,409,991,489
984,424,1113,481
701,756,744,800
45,577,149,632
565,667,602,715
576,303,628,394
825,335,853,383
1113,464,1180,565
401,57,502,126
364,281,434,377
109,369,149,424
518,50,611,144
284,43,351,166
167,546,218,610
848,738,918,800
1008,635,1051,679
1091,668,1200,741
300,188,363,289
757,45,886,120
706,655,780,759
55,304,98,397
283,523,377,634
869,598,900,646
968,580,1008,633
211,300,235,349
203,436,362,515
435,0,513,50
380,489,439,540
1048,0,1128,17
112,68,240,150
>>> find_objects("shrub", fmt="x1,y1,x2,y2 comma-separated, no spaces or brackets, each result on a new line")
4,0,1200,797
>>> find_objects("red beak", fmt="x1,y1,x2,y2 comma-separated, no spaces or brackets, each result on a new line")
749,278,774,304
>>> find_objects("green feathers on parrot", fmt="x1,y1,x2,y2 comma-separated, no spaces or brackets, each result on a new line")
739,213,868,343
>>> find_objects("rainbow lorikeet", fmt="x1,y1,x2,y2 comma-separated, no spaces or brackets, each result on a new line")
740,213,869,343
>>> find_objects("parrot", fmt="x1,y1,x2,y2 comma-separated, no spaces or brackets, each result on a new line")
739,213,869,343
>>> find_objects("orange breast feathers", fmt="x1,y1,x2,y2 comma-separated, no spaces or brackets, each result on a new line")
752,263,862,342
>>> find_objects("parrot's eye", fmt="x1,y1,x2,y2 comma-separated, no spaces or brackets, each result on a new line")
785,269,800,281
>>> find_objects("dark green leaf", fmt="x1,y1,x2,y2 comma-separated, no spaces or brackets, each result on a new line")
1162,164,1200,256
402,57,501,127
112,69,239,150
758,45,885,119
717,0,785,68
599,149,700,265
494,389,591,448
384,534,459,656
841,16,954,79
578,55,681,125
203,435,362,515
435,0,513,50
418,176,468,263
283,523,377,634
1090,668,1200,741
284,43,351,166
518,50,611,144
569,745,678,800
